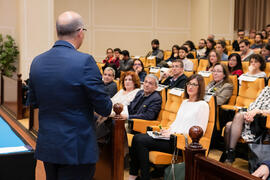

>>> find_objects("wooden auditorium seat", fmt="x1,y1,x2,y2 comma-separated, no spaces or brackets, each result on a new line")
148,95,216,165
265,62,270,77
221,78,265,112
216,75,238,131
197,59,208,72
241,61,249,73
163,50,172,60
97,62,105,74
184,71,194,77
146,57,156,67
189,58,199,72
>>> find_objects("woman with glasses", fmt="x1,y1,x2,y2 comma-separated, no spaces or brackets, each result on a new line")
128,74,209,180
206,63,233,106
132,59,147,82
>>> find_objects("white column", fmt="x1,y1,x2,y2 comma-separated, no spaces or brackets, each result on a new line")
18,0,54,80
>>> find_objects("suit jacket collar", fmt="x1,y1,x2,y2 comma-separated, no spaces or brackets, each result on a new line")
53,40,76,50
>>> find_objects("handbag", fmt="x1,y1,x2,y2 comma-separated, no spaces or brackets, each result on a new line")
164,135,187,180
248,132,270,175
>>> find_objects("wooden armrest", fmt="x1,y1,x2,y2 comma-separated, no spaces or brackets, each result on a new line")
220,105,239,112
131,119,160,133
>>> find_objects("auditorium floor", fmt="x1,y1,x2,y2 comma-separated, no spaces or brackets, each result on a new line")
18,119,249,180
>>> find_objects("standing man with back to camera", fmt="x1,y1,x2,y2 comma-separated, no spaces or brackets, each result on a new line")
28,11,112,180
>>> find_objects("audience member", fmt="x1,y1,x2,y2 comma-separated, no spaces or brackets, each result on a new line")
216,40,228,60
208,34,215,41
206,50,221,72
103,48,114,63
239,39,254,61
111,71,141,107
96,71,141,125
232,29,245,51
112,48,121,68
115,74,162,121
132,59,147,82
119,50,133,72
183,42,195,59
227,53,243,76
266,24,270,34
179,46,194,71
240,54,266,78
102,48,121,77
127,74,209,180
103,67,118,98
261,29,268,39
204,38,216,58
196,39,207,58
249,29,256,39
165,44,180,62
206,63,233,105
222,86,270,164
251,33,264,50
261,43,270,61
146,39,164,65
161,59,187,89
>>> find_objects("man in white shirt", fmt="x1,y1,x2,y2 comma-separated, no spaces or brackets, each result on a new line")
239,39,254,61
179,46,194,71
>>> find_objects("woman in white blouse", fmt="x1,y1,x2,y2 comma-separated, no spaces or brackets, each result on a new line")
241,54,266,78
128,74,209,180
96,71,140,124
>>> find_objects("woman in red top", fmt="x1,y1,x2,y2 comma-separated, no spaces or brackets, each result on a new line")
227,53,243,76
103,48,114,63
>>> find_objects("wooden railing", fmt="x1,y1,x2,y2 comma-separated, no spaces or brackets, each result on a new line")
185,126,260,180
1,74,24,120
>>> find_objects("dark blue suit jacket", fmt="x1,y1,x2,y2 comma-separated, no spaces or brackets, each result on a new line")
128,90,162,120
29,40,112,165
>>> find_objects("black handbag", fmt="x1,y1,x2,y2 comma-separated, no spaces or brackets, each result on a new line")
248,133,270,175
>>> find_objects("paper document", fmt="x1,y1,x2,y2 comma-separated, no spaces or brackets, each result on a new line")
0,146,29,154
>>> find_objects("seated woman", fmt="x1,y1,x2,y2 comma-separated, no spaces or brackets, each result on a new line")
111,71,141,111
165,45,180,62
102,48,114,64
132,59,147,82
227,53,243,76
240,54,266,78
261,43,270,62
97,71,140,124
222,86,270,164
206,63,233,106
183,41,196,59
203,38,216,59
206,50,221,72
126,74,209,180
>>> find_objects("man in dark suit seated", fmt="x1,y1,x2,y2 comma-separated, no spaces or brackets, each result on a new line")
161,59,187,89
116,74,162,121
28,11,112,180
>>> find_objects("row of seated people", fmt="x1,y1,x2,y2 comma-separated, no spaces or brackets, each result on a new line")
97,61,270,179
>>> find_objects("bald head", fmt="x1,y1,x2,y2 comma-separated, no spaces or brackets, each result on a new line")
56,11,83,38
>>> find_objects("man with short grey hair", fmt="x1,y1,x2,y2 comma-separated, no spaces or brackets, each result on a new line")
29,11,112,180
115,74,162,121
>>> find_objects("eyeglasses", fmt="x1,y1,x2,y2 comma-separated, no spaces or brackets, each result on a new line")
76,28,87,32
186,82,199,87
212,70,223,73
